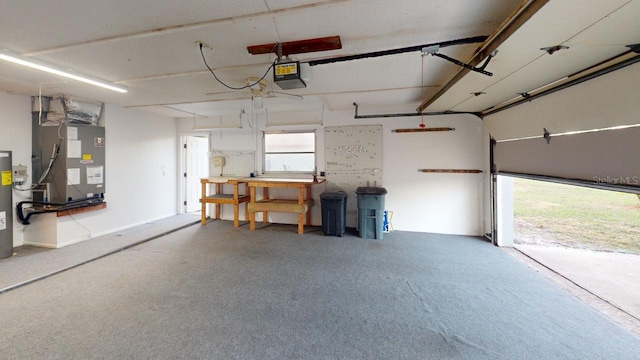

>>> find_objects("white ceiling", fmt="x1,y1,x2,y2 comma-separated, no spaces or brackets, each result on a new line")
0,0,637,119
428,0,640,113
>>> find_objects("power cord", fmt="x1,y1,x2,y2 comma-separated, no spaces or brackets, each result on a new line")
199,42,276,90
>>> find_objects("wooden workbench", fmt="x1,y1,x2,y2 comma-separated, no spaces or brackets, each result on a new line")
245,177,326,234
200,177,250,227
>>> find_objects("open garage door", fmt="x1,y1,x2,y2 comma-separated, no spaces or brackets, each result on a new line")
487,60,640,193
494,125,640,191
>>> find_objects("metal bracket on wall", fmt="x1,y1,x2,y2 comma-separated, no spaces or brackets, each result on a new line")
421,46,497,77
543,128,551,144
627,44,640,53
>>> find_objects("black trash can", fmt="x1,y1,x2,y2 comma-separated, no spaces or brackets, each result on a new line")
356,187,387,240
320,191,348,236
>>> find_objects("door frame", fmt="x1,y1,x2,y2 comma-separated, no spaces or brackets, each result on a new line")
178,132,210,214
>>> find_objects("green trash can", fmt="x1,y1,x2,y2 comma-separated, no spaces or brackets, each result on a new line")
320,191,347,236
356,187,387,240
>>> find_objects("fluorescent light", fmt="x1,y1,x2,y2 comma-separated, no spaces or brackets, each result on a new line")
0,50,127,93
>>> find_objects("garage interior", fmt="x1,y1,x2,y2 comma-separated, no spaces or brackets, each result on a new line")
1,1,639,358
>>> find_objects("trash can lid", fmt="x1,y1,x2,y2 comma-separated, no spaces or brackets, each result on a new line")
355,187,387,195
320,191,348,200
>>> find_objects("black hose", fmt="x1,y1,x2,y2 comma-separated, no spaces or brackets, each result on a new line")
17,197,104,225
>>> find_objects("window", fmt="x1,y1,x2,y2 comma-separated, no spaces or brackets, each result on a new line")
263,131,315,173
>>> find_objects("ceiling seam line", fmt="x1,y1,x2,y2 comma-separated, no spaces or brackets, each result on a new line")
560,0,634,46
114,62,276,83
124,85,439,108
448,53,546,111
22,0,353,57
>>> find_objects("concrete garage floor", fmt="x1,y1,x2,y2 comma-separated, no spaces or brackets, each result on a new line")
509,245,640,337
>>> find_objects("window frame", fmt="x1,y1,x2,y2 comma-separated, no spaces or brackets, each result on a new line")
262,130,316,175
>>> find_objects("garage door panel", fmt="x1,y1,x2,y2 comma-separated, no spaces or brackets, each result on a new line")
495,126,640,188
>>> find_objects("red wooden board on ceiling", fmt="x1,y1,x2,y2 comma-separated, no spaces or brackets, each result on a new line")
247,36,342,56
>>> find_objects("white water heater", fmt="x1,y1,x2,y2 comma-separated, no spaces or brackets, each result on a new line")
0,151,13,259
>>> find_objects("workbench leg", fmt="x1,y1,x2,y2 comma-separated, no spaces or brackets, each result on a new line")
262,187,268,224
304,185,311,225
249,186,256,231
232,183,240,227
233,205,239,228
201,180,207,225
243,183,249,222
298,214,304,234
215,183,221,220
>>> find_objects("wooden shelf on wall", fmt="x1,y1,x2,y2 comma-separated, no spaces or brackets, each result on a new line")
418,169,483,173
392,127,455,133
57,202,107,217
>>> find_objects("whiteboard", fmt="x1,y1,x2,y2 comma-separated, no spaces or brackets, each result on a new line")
211,149,254,177
324,125,383,222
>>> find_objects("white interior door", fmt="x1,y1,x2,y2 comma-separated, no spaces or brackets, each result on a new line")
185,135,210,213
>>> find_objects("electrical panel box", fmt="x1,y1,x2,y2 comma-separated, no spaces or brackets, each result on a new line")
36,124,106,202
12,165,28,184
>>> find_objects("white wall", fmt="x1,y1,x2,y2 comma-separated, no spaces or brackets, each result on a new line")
0,94,179,248
179,109,489,236
0,92,32,247
55,104,179,244
496,176,514,247
379,114,488,235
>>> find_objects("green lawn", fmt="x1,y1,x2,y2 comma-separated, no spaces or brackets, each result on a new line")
513,178,640,254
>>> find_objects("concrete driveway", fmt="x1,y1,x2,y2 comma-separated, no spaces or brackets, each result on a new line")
513,244,640,336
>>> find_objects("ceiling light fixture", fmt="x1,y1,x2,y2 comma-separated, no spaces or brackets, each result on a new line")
0,49,127,93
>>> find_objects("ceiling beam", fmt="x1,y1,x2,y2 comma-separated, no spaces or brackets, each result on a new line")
247,36,342,56
416,0,550,113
